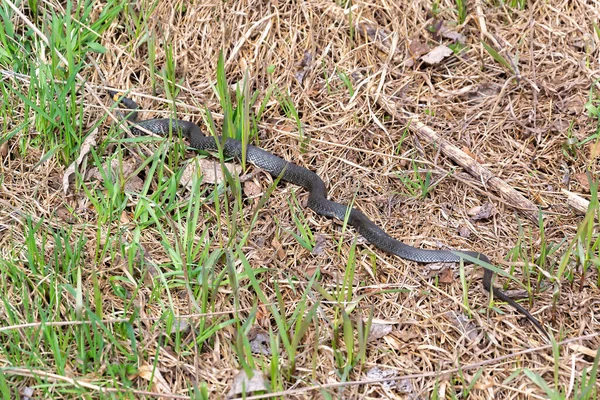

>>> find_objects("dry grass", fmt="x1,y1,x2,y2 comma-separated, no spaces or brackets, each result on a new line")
1,0,600,398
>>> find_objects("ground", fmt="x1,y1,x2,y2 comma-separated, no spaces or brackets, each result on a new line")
1,0,599,398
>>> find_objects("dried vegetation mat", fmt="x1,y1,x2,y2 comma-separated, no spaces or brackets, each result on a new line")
1,0,600,398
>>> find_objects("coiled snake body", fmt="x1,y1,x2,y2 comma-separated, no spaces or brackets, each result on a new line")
109,90,546,337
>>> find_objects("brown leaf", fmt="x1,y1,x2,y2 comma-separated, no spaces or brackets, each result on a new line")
124,176,144,192
181,158,242,188
396,327,421,342
135,364,171,394
563,189,590,215
467,202,495,220
227,369,270,399
86,157,143,193
243,181,262,198
55,205,76,223
295,51,313,85
0,141,8,158
279,124,295,133
365,367,406,391
64,127,98,194
438,267,455,284
420,45,453,65
564,93,586,115
462,146,476,159
247,326,271,355
409,39,430,58
368,323,393,342
311,234,327,255
568,344,599,358
443,311,480,342
458,226,471,238
119,211,130,224
363,25,392,47
574,173,591,193
256,304,269,324
589,140,600,160
271,237,286,260
438,21,466,43
461,146,485,163
171,318,191,334
304,264,319,277
20,387,35,400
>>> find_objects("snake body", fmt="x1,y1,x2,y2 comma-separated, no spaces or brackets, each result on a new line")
109,90,546,337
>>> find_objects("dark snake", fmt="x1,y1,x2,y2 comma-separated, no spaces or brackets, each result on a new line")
109,90,547,338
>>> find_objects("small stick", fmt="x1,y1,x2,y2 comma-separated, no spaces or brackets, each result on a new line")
318,2,540,223
562,189,596,219
377,93,540,223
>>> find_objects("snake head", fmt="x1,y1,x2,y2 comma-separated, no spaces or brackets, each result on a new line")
107,89,140,121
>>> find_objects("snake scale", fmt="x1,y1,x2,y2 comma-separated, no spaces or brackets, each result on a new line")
109,90,547,338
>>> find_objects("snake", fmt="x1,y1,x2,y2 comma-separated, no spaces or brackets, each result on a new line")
108,89,547,338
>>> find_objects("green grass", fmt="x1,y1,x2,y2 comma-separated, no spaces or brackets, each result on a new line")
523,345,600,399
454,0,467,24
395,159,435,199
481,41,516,75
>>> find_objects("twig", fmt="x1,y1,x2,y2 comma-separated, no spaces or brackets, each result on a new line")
316,1,540,223
377,93,540,222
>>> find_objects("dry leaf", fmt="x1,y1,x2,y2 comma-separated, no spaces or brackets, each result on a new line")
564,93,586,115
568,344,599,358
247,326,271,355
271,238,285,260
20,387,34,400
304,264,319,277
227,369,270,399
124,176,144,192
589,140,600,160
256,303,269,324
426,262,447,279
55,205,76,223
458,225,471,238
295,51,313,85
467,202,495,220
243,181,262,197
438,267,454,284
461,146,485,163
563,189,591,215
365,367,406,391
86,157,143,192
397,327,421,342
172,318,191,334
279,124,295,133
532,191,548,206
0,141,8,158
63,128,98,194
135,364,171,394
363,25,392,47
120,211,130,224
368,323,393,342
574,173,591,193
144,263,161,286
420,45,453,65
409,39,430,58
181,158,242,189
444,311,479,342
438,21,466,43
461,146,476,159
311,234,327,255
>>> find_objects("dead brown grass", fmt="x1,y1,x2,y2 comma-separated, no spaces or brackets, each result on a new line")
3,0,600,398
